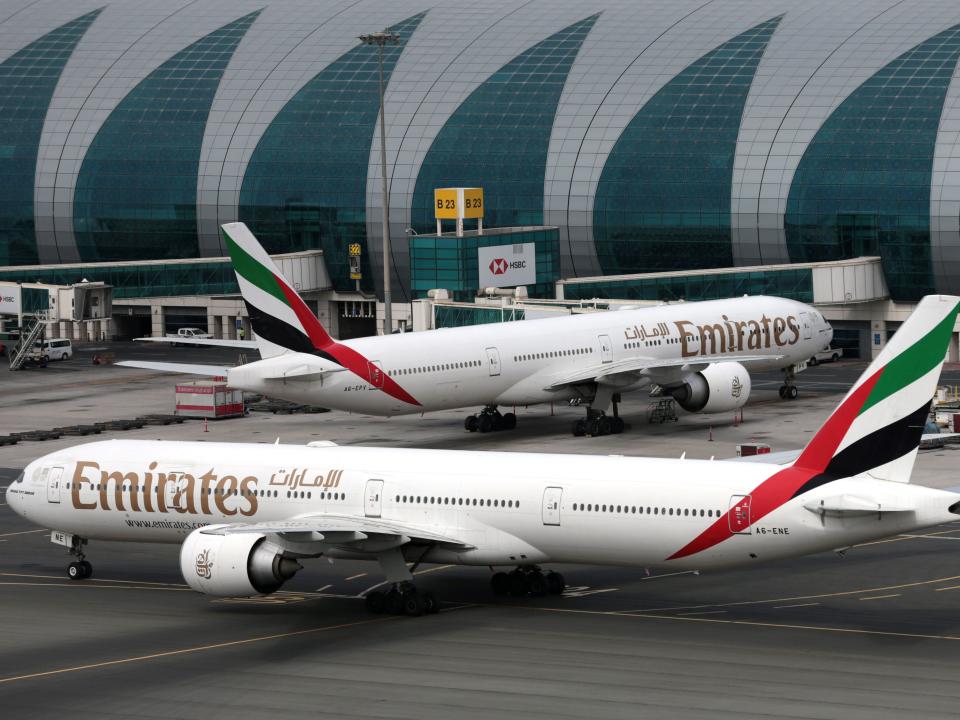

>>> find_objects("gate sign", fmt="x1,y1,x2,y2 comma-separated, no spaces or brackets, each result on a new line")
478,243,536,288
0,284,20,315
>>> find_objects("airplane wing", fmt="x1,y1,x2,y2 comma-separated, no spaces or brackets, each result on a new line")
545,353,784,390
200,514,474,550
134,336,259,350
115,360,231,376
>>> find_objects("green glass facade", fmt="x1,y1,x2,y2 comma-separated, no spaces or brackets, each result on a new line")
593,17,780,275
411,15,598,234
0,10,100,266
410,227,560,300
784,24,960,301
561,267,813,303
239,13,425,293
74,11,260,262
434,304,525,329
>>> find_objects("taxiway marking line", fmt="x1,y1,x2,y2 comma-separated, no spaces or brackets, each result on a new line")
859,593,901,601
0,529,46,538
344,573,367,581
623,573,960,614
0,581,191,592
414,564,453,576
899,533,960,541
0,615,399,685
934,585,960,592
0,572,188,587
676,610,727,616
855,528,960,547
513,605,960,643
641,570,696,581
773,602,820,609
315,584,332,592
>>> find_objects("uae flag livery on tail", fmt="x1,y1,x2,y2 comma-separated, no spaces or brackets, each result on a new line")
670,294,960,560
221,222,419,406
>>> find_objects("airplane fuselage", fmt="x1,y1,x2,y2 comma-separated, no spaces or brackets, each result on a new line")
229,296,830,415
9,441,955,572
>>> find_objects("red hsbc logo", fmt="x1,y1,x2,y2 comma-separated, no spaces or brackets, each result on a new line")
489,258,508,275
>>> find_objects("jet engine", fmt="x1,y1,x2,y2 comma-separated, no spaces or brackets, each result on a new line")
666,361,751,414
180,527,302,597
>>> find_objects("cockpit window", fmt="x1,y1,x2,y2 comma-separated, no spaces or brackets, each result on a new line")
13,471,24,484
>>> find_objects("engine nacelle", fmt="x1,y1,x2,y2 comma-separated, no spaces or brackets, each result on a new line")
180,526,302,597
667,361,751,414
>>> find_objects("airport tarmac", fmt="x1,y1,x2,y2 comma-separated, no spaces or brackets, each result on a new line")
1,345,960,718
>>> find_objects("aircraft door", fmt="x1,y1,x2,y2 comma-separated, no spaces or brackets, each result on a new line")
799,312,812,340
485,347,501,376
368,360,384,388
728,495,752,534
165,470,190,512
364,479,384,518
598,335,613,364
542,486,563,526
45,467,63,503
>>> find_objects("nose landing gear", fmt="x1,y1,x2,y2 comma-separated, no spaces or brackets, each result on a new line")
778,366,799,400
465,406,517,433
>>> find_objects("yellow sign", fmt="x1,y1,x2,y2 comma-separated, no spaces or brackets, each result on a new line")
434,188,459,219
462,187,483,219
348,243,361,257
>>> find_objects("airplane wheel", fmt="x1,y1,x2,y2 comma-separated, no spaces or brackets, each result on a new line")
572,419,586,437
421,591,439,614
502,412,517,430
610,417,625,434
598,415,612,436
492,413,505,431
80,560,92,579
778,386,787,399
508,570,529,596
527,572,548,597
491,572,510,596
477,414,494,433
365,591,386,614
67,562,84,580
585,417,600,437
546,572,566,595
402,591,425,617
464,415,479,432
386,588,405,615
788,386,798,400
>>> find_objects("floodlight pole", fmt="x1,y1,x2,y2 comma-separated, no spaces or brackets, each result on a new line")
359,30,399,335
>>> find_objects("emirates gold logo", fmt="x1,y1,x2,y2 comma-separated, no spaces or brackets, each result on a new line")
195,549,213,579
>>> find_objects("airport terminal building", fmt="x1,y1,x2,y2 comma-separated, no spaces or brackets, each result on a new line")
0,0,959,350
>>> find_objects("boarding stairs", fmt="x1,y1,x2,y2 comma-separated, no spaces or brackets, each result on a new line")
8,312,49,370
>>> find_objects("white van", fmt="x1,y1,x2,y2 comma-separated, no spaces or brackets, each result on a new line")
33,338,73,361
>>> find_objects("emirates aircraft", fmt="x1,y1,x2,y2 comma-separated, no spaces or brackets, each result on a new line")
119,223,830,437
8,295,960,615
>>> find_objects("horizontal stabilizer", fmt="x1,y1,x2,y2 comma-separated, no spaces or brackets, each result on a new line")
116,360,231,376
803,494,914,518
134,336,258,349
726,449,802,465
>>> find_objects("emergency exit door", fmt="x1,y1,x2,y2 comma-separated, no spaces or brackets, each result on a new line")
485,347,501,376
365,479,384,518
542,486,563,526
728,494,752,534
598,335,613,363
368,360,384,388
46,467,63,503
799,312,812,340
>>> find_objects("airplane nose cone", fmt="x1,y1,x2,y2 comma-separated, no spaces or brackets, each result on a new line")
5,472,23,516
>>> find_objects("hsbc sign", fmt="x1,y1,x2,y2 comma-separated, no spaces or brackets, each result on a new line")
0,284,20,315
478,243,536,288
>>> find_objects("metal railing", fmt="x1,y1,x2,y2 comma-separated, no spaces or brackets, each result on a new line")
8,312,49,370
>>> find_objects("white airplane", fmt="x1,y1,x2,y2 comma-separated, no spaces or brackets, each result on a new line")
8,295,959,615
119,223,830,437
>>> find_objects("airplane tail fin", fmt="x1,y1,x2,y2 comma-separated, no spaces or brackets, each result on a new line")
220,222,333,359
793,294,959,483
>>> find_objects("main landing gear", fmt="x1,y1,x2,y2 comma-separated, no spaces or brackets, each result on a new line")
465,406,516,433
490,566,566,597
365,583,439,617
778,366,799,400
572,392,625,437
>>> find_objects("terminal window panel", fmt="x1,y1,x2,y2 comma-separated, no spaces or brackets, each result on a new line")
238,13,426,293
0,9,100,266
592,16,781,276
784,23,960,301
73,11,260,263
410,15,598,236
